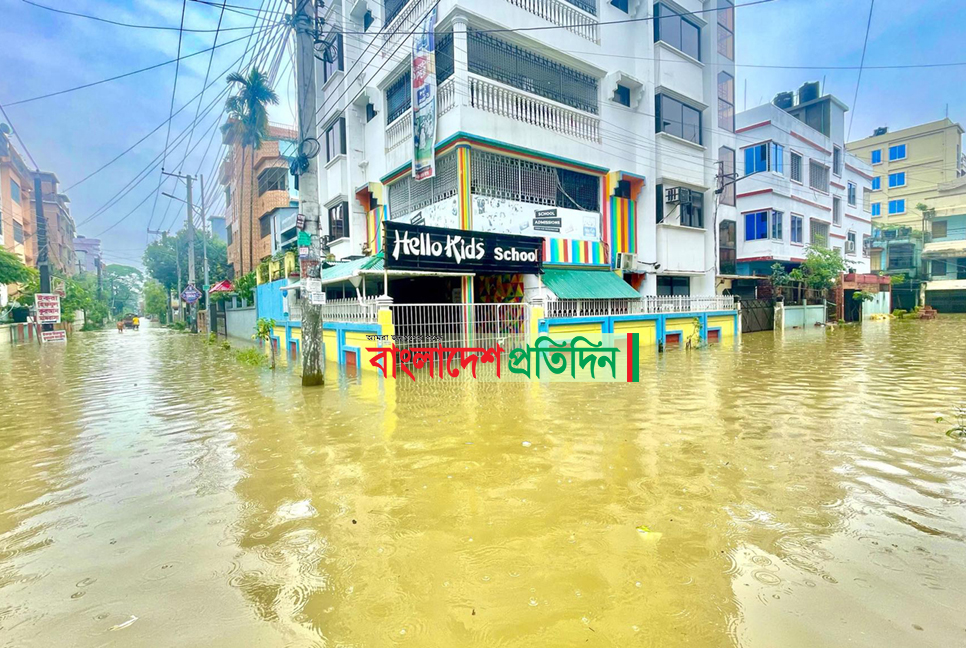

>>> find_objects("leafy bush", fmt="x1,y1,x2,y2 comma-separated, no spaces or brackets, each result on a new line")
234,347,267,367
892,309,908,318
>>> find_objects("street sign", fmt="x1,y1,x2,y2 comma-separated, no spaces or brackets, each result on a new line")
35,293,61,324
305,278,321,293
296,213,305,230
181,283,202,304
309,292,326,305
41,330,67,343
298,245,310,259
297,230,311,247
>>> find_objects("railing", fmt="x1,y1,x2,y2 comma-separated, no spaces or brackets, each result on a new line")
382,0,434,52
391,303,530,351
506,0,600,43
319,297,379,323
543,296,739,318
438,78,456,115
468,75,601,143
385,112,412,153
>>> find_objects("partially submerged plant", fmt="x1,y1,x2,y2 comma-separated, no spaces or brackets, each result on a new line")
936,405,966,438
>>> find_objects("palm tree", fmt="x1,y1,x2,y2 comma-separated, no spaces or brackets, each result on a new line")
221,68,279,276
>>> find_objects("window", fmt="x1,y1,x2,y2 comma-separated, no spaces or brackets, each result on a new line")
888,172,906,188
328,201,349,240
610,0,629,11
259,214,272,239
718,72,734,132
847,231,857,255
863,188,872,213
680,190,704,228
718,0,734,60
718,146,735,206
744,210,782,241
325,118,346,161
863,235,872,257
365,102,377,123
10,179,20,205
791,214,803,243
654,3,701,61
321,31,343,83
226,227,233,245
872,203,881,217
790,151,803,182
743,142,783,175
656,94,702,144
470,149,600,211
613,84,631,107
888,199,905,214
847,181,857,206
888,244,914,269
719,220,736,275
13,220,24,244
390,152,459,217
833,146,842,176
931,260,947,276
872,176,881,190
657,275,690,296
832,197,842,225
810,220,829,248
257,167,287,195
871,149,882,165
385,70,411,124
225,186,231,206
889,144,907,161
933,220,947,238
656,183,664,222
363,9,374,31
809,160,829,192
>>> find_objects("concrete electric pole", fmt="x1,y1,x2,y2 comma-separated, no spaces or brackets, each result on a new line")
32,175,52,334
292,0,325,387
186,174,197,333
200,173,210,314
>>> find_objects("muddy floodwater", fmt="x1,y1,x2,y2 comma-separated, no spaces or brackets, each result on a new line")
1,320,965,647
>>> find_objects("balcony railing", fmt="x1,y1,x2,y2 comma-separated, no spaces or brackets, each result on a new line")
468,75,601,142
543,296,739,319
438,77,456,115
319,297,379,323
385,112,412,153
383,0,434,51
506,0,600,43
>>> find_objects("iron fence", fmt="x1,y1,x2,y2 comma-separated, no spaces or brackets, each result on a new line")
543,296,738,318
390,303,530,352
319,297,379,324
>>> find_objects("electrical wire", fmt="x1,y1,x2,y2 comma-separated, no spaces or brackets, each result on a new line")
0,101,41,169
20,0,261,32
847,0,876,142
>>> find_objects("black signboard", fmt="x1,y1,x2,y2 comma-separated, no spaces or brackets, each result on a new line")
533,208,562,233
384,221,543,274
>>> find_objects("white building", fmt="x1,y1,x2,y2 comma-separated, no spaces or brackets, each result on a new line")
313,0,738,304
733,84,874,279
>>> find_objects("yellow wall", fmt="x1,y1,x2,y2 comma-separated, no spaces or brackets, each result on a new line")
546,322,604,345
707,315,736,341
323,329,339,363
848,118,965,227
614,320,658,347
664,317,700,347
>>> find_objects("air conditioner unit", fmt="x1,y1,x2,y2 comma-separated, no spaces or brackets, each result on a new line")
618,252,639,272
846,240,856,253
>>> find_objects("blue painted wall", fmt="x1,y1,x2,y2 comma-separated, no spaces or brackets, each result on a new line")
256,279,288,322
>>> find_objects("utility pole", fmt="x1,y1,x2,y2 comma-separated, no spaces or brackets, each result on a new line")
186,175,197,333
292,0,324,387
176,250,183,323
33,174,52,334
96,256,103,300
200,174,210,314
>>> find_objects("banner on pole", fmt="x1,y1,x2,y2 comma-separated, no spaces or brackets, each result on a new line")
411,6,438,181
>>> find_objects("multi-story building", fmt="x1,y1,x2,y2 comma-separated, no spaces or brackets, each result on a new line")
219,123,299,278
30,171,76,277
733,84,873,277
1,131,37,270
312,0,738,302
73,236,102,274
847,118,966,228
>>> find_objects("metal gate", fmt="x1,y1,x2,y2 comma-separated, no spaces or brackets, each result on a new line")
390,303,530,351
213,301,227,336
740,298,774,334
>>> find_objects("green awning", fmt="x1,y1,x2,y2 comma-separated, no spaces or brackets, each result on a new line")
321,253,384,284
542,267,640,299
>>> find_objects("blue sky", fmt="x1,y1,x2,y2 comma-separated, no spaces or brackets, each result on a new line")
0,0,963,268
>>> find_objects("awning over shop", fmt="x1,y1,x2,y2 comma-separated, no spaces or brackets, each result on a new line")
921,240,966,259
321,253,385,285
542,267,640,300
926,279,966,291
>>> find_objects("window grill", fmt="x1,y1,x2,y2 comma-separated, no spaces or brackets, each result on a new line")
470,150,600,212
467,31,598,114
388,152,458,218
257,167,287,195
437,32,454,83
386,70,411,124
564,0,597,14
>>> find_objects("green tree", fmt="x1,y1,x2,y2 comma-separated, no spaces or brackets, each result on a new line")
0,248,34,285
253,317,276,369
143,229,229,294
221,68,279,275
233,270,256,303
143,278,168,322
795,246,847,292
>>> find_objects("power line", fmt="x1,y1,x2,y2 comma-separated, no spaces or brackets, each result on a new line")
847,0,876,142
19,0,259,32
162,1,189,174
0,101,40,169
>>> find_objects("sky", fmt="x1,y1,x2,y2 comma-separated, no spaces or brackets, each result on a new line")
0,0,964,269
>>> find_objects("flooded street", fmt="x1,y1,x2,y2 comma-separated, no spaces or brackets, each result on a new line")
1,321,965,647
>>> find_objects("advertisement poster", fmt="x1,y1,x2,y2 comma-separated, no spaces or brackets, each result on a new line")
411,7,438,180
34,293,61,324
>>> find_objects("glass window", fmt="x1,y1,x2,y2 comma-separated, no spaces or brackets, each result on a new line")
657,275,690,296
871,149,882,164
833,197,842,225
257,167,287,195
385,70,412,124
833,146,842,176
610,0,629,11
771,210,783,240
325,118,346,161
363,9,374,31
871,203,881,217
718,72,734,132
328,201,349,240
718,146,735,206
931,260,947,276
10,179,20,205
717,0,734,60
744,210,768,241
809,160,829,192
744,143,781,175
888,199,905,214
790,151,802,182
791,214,803,243
13,220,24,244
771,143,784,174
888,172,906,188
863,187,872,213
872,176,881,190
322,31,343,83
656,94,702,144
810,220,829,248
888,244,914,268
613,84,631,107
680,190,704,228
719,220,736,275
933,220,947,238
889,144,907,161
847,181,857,206
259,214,272,239
654,3,701,61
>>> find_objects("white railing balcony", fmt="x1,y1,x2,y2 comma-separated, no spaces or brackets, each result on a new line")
319,297,379,323
639,295,739,314
468,74,601,143
385,112,412,153
382,0,434,52
543,295,738,319
506,0,600,44
438,77,456,115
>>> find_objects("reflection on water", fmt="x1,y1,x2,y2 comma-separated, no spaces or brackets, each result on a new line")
1,319,965,647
